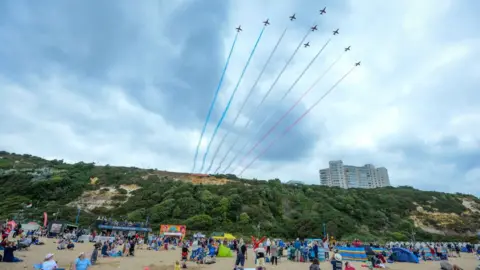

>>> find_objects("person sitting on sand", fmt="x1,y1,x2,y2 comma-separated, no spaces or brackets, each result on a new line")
330,253,343,270
57,239,66,250
42,253,58,270
345,261,356,270
174,260,181,270
309,258,320,270
440,261,463,270
2,241,23,263
73,252,92,270
101,241,110,257
67,240,75,250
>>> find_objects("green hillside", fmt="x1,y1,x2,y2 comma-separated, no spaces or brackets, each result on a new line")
0,151,479,242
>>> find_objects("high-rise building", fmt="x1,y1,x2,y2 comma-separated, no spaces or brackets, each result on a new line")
319,161,391,189
376,167,390,187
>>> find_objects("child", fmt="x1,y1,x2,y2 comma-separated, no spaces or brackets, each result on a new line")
174,260,181,270
345,261,356,270
181,245,189,268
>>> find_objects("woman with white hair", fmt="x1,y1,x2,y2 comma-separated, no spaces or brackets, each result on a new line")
41,253,58,270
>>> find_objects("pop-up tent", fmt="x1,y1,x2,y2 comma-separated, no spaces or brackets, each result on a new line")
389,247,419,263
217,244,233,257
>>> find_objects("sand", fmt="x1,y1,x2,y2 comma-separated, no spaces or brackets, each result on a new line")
1,240,478,270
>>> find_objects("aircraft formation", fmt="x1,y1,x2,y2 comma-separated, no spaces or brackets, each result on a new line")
192,8,362,176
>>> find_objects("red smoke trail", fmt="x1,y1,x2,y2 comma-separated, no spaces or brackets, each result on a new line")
235,50,345,170
238,65,358,175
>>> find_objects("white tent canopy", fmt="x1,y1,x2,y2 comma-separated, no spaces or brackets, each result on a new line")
193,232,206,238
163,232,182,236
21,222,40,231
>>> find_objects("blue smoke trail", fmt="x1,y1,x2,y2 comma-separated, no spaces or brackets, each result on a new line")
230,38,332,173
191,32,239,173
208,27,289,174
199,27,266,172
221,27,312,174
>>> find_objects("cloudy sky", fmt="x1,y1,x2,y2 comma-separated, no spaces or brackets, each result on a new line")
1,0,479,195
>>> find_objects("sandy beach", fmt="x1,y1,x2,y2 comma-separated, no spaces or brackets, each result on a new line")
1,240,478,270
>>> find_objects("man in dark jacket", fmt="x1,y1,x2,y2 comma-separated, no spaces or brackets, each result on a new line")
3,241,22,262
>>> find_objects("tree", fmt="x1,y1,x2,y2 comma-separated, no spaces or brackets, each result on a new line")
186,214,213,230
239,212,250,225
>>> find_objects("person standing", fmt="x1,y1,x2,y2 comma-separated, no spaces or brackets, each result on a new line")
265,238,271,256
323,235,330,261
270,241,278,266
254,243,266,269
294,238,301,262
234,240,247,269
313,241,319,259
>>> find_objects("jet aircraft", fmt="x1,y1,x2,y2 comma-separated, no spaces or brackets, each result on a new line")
236,25,242,32
289,14,296,21
263,19,270,26
311,25,318,31
304,42,310,48
333,28,339,35
345,46,350,51
320,7,326,14
355,61,361,66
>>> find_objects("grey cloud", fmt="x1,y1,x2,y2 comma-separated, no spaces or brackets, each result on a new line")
380,135,480,173
1,0,479,196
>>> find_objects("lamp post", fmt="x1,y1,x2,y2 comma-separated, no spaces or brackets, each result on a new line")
75,207,81,225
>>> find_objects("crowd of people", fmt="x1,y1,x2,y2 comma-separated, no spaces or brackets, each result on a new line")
2,218,479,270
97,216,147,228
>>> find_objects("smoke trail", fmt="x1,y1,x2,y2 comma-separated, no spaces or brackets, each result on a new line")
191,32,239,172
207,27,289,174
232,38,332,172
238,65,358,175
251,38,332,138
220,27,313,174
199,27,266,172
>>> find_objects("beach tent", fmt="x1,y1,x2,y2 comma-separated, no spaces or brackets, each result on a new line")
217,244,233,257
389,247,419,263
193,232,205,238
212,233,236,241
47,220,77,237
338,247,367,261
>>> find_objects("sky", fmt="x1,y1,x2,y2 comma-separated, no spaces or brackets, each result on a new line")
0,0,479,196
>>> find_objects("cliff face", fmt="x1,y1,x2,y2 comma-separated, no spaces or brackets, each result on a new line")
0,151,479,241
